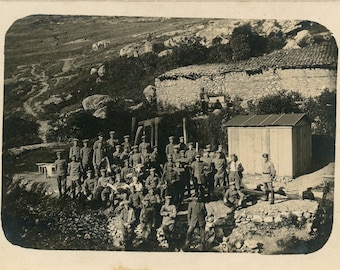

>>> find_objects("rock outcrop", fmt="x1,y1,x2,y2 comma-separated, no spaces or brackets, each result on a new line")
82,95,113,118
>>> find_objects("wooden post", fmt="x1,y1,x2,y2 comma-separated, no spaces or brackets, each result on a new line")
131,117,136,143
183,118,187,144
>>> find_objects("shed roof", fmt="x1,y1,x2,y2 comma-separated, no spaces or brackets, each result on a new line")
224,113,309,127
158,41,337,80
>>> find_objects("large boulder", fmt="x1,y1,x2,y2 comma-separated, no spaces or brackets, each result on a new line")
119,40,153,58
143,85,157,103
158,49,173,58
82,94,113,111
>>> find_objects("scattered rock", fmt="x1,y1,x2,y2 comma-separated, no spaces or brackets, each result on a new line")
82,94,113,111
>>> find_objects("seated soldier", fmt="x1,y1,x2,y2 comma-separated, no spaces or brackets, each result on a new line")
119,200,136,247
82,169,97,201
95,168,114,208
139,198,155,241
223,181,245,210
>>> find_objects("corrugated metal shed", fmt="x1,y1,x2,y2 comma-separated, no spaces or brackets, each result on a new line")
225,113,312,178
224,113,309,127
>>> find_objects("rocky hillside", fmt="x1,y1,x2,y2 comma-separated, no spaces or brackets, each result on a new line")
3,15,333,147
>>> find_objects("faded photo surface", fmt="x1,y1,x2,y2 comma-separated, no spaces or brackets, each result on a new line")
1,2,339,270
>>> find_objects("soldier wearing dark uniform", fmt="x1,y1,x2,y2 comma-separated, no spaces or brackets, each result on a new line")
228,154,244,191
172,145,180,162
178,136,187,152
128,185,144,218
185,193,207,250
191,154,208,199
112,145,122,165
213,151,227,188
185,142,197,163
95,168,113,207
67,154,83,198
139,198,155,241
92,132,106,177
201,150,214,198
145,168,160,192
177,150,191,197
54,151,67,197
69,138,81,161
80,139,92,172
161,162,180,204
107,130,119,148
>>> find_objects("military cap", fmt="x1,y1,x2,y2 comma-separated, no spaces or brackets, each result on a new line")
191,192,199,198
82,139,89,143
206,144,211,149
218,144,223,148
153,145,158,149
165,195,172,200
262,153,269,158
56,151,62,155
100,168,106,172
109,131,116,135
143,197,150,202
180,150,185,153
195,154,201,158
98,131,104,137
121,200,130,205
115,144,121,148
123,135,130,139
179,136,184,139
203,148,209,152
141,135,146,139
150,168,156,172
168,136,174,140
86,169,92,174
188,142,193,146
72,138,79,141
132,145,138,149
229,181,236,186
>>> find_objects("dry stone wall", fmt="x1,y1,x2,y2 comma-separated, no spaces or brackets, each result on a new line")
155,67,337,109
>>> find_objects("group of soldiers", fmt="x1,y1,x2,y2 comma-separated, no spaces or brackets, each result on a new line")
53,130,276,250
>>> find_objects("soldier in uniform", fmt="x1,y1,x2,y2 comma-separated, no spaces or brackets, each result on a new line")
139,135,151,153
112,145,122,165
201,149,214,198
129,145,143,168
228,154,244,191
172,145,180,162
92,132,106,177
262,153,276,204
145,168,160,193
178,136,187,152
122,135,131,153
80,139,92,172
177,150,191,198
69,138,81,161
54,151,67,197
107,130,118,148
160,196,177,250
95,168,114,208
128,185,144,219
223,181,245,210
213,150,227,188
185,142,196,163
120,145,130,162
161,162,180,204
119,200,136,247
67,154,83,199
191,154,208,199
82,169,97,201
185,193,207,250
165,136,175,157
139,198,155,241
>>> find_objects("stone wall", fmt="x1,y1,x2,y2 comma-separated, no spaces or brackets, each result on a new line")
155,67,337,109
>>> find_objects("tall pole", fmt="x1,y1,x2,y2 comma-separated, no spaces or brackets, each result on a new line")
183,118,187,144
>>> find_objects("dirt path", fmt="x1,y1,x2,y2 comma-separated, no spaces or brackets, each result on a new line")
22,64,52,143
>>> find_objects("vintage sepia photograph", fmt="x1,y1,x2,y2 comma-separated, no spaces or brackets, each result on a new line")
1,2,338,268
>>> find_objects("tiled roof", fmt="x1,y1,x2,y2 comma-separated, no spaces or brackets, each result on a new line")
159,42,337,80
224,113,309,127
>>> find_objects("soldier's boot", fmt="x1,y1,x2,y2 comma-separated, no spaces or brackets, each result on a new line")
264,190,269,201
270,191,275,204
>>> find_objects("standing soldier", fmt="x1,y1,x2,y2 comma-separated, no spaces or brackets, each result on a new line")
262,153,276,204
67,155,83,199
177,150,191,198
165,136,175,157
185,192,207,250
172,145,180,162
119,200,136,247
93,132,105,177
69,138,81,161
161,162,180,204
191,154,208,199
80,139,92,172
122,135,131,153
160,196,177,250
139,198,155,241
201,149,214,198
178,136,187,152
95,168,113,208
129,145,143,168
112,145,122,165
54,151,67,198
213,151,227,188
145,168,160,193
107,130,118,148
185,142,196,163
227,154,244,191
139,135,151,153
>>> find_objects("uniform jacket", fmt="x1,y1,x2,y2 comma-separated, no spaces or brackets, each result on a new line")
187,200,207,227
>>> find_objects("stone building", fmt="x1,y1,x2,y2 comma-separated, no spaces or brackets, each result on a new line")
155,42,337,110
